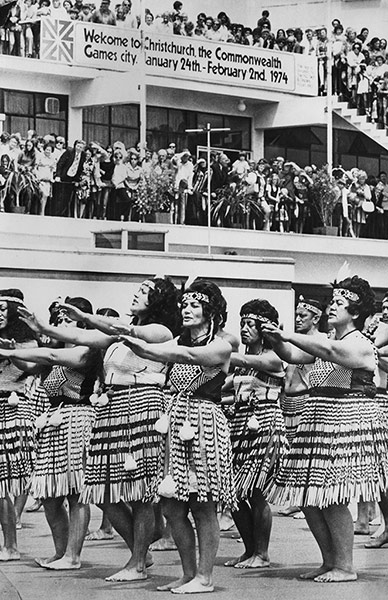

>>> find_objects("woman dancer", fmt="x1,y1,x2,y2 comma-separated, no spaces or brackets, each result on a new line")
20,278,180,581
1,296,99,570
262,276,387,583
0,288,36,561
120,279,236,594
225,299,288,569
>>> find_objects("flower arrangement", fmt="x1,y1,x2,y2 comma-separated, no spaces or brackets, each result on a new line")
134,164,175,217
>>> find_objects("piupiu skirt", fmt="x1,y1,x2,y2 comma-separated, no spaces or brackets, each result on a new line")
267,392,388,509
81,384,165,504
0,392,35,497
29,401,95,499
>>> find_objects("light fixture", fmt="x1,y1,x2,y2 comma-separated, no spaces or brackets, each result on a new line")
237,99,246,112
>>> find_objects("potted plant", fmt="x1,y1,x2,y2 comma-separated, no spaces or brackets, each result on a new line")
3,166,40,214
310,165,339,235
135,166,174,223
211,182,264,229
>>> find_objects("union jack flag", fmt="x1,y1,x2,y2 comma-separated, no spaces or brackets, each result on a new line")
40,18,75,63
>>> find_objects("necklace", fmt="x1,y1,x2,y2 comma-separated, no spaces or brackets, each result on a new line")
190,331,209,344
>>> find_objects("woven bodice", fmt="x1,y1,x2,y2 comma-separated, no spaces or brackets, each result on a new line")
169,363,226,403
309,357,376,397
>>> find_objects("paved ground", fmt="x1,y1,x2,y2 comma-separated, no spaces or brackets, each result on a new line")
1,503,387,600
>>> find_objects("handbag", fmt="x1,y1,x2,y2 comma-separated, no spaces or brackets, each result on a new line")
361,200,375,213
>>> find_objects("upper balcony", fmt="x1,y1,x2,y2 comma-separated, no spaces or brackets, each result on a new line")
1,18,318,105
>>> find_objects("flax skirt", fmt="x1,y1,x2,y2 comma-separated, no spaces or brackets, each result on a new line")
267,393,388,509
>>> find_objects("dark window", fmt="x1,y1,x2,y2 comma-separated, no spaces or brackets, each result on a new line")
0,90,68,138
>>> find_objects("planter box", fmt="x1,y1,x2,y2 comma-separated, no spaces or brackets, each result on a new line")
313,226,338,236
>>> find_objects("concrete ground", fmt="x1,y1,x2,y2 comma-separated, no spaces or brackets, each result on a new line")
0,503,387,600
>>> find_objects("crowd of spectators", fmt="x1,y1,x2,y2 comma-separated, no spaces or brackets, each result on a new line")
1,2,388,122
1,128,388,240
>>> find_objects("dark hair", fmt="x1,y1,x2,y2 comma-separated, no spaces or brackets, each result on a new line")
132,277,181,336
240,298,279,349
64,296,93,328
178,279,227,345
0,288,35,342
334,276,375,329
96,307,120,317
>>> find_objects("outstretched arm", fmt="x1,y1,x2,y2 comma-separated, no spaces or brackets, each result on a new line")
230,348,283,372
262,322,373,369
0,345,93,370
120,335,231,368
18,307,114,349
261,323,314,364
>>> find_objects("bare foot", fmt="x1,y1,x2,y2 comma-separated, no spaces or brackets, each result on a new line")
157,577,193,591
293,511,305,520
0,549,20,561
224,554,250,567
278,506,300,516
105,567,147,582
365,533,388,549
234,554,270,569
150,538,177,551
85,529,114,541
314,568,357,583
300,565,331,580
43,557,81,570
171,578,214,594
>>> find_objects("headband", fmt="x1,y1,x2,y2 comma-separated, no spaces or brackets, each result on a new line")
241,313,273,325
297,301,322,318
333,288,360,303
142,279,156,290
0,296,25,305
182,292,210,304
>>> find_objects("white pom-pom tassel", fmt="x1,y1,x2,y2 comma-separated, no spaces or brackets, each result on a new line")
179,420,196,441
35,413,48,430
158,474,176,498
89,393,100,407
97,393,109,406
48,409,63,427
155,413,169,434
247,415,260,431
8,391,20,407
123,454,138,471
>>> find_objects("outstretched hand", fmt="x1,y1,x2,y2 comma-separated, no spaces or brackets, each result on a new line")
261,321,289,344
17,307,45,333
56,303,85,323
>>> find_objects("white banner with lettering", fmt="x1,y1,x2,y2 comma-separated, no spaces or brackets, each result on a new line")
41,19,317,96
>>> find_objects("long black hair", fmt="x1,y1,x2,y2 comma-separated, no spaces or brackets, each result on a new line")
0,288,35,342
132,277,181,336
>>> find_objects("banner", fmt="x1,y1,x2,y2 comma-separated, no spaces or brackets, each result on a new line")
41,19,318,96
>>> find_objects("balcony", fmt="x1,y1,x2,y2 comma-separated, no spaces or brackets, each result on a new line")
1,18,318,101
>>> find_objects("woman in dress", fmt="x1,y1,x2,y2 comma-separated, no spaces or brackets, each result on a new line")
120,279,236,594
262,275,387,583
1,296,100,570
0,288,36,561
20,278,180,581
224,299,288,569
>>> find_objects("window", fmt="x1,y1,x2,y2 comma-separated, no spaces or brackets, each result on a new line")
0,90,68,138
83,105,251,154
